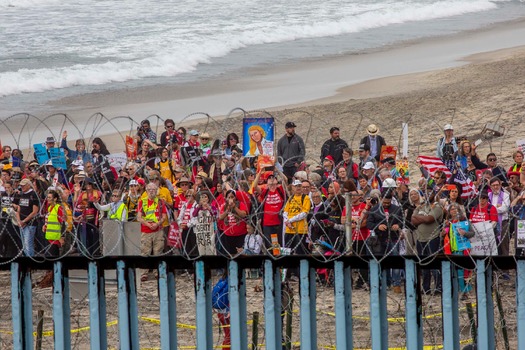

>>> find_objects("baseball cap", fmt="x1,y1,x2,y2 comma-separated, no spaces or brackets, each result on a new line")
72,159,84,166
358,143,370,151
443,124,453,131
189,130,199,136
129,179,138,186
19,179,32,186
285,122,297,128
292,179,302,186
363,162,375,170
382,178,397,188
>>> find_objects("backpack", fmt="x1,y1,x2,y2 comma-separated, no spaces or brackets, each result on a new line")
212,278,229,310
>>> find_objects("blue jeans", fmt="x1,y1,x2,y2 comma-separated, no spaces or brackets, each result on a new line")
21,225,36,257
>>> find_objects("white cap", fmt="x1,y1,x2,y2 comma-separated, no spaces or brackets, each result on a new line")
443,124,453,131
363,162,375,170
292,179,302,186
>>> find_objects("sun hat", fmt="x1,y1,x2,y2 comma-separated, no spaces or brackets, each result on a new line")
367,124,379,135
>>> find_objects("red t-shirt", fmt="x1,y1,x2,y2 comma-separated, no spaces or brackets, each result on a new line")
138,198,168,233
470,204,498,223
220,202,248,236
259,186,285,226
343,202,370,241
236,190,252,214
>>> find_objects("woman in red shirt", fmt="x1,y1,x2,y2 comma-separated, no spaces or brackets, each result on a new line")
218,190,248,256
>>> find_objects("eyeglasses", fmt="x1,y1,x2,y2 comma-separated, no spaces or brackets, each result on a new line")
488,158,497,161
301,186,310,189
111,194,119,197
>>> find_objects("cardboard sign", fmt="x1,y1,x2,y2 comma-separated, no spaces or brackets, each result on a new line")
125,135,137,160
470,221,498,256
380,145,397,162
194,209,216,256
243,117,275,158
33,143,50,164
50,147,67,169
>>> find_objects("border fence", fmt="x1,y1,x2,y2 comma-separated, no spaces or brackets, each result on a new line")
3,254,524,350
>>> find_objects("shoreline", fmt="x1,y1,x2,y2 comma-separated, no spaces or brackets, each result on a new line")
2,18,525,170
40,17,525,121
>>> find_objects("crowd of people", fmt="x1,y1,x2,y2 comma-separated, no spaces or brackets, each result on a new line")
0,118,523,293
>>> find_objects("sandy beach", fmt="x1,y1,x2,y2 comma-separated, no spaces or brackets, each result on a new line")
2,19,525,172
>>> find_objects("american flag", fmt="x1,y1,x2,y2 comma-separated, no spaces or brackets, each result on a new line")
417,155,477,199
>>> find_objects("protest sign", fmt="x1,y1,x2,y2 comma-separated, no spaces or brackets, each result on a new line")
50,147,67,169
470,221,498,256
33,143,50,164
126,135,137,160
107,152,127,172
194,210,216,255
380,145,397,162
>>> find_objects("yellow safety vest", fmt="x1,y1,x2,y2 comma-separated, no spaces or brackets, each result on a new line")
46,204,62,241
109,202,128,221
142,198,160,223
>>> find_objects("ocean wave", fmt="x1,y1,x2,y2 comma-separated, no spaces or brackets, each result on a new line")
0,0,61,8
0,0,500,97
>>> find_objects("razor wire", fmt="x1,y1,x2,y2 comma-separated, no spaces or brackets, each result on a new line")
0,107,523,349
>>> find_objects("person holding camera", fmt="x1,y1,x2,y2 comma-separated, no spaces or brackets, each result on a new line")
136,119,157,148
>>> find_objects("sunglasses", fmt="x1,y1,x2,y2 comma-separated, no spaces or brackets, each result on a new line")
488,158,497,161
166,125,174,129
201,138,209,140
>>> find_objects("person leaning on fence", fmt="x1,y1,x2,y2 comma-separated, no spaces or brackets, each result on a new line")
137,183,168,280
366,188,404,293
411,183,444,294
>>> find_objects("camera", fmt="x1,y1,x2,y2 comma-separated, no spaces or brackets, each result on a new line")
370,197,378,206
